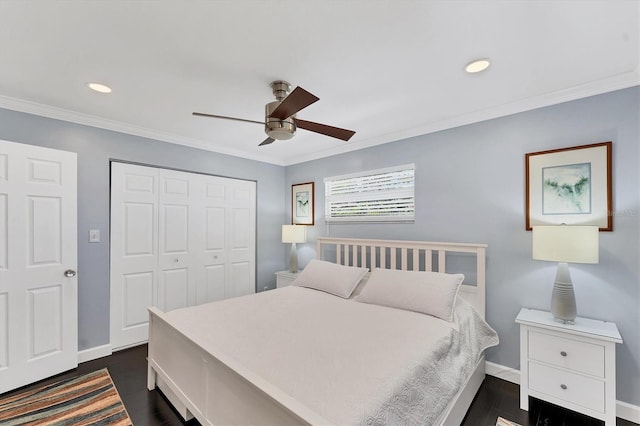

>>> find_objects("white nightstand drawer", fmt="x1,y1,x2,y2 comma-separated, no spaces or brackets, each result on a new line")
275,270,300,288
529,330,605,377
529,361,605,412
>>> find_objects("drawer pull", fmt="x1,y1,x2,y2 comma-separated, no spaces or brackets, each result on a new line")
560,351,567,357
560,384,568,390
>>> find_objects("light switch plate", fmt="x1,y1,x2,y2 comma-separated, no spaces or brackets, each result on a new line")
89,229,100,243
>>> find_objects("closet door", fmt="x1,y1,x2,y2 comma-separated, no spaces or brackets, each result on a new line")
227,178,256,297
110,163,256,350
200,176,256,303
157,170,200,312
110,163,158,350
200,176,227,304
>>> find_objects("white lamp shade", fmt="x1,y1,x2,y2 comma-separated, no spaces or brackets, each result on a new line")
282,225,306,244
532,225,599,264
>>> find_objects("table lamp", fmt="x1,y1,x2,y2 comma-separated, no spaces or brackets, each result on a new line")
282,225,306,273
532,225,599,323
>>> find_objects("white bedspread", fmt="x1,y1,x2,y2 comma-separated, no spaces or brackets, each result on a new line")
162,286,498,425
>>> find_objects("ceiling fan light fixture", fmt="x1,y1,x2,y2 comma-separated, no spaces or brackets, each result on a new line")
266,118,296,140
266,101,296,140
87,82,112,93
465,58,491,73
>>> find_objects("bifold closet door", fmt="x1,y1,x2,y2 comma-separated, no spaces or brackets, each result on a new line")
110,163,256,350
200,175,256,303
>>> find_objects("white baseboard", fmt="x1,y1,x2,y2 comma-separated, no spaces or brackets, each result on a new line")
617,400,640,424
485,361,520,384
77,344,112,364
485,361,640,424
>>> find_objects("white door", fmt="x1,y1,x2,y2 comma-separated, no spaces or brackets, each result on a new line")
110,163,158,350
157,169,199,312
0,140,78,393
226,178,256,298
200,175,256,302
110,163,256,350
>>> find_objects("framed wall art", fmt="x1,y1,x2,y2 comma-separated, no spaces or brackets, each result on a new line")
292,182,314,225
525,141,612,231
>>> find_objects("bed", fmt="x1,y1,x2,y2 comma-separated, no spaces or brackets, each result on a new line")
147,237,498,425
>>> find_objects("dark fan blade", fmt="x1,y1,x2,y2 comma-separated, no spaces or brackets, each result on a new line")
294,119,356,141
269,87,319,120
258,137,276,146
192,112,264,125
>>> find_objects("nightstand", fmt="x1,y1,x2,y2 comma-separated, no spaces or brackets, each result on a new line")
275,270,300,288
516,308,622,425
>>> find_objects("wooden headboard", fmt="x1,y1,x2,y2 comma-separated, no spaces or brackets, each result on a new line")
316,237,488,318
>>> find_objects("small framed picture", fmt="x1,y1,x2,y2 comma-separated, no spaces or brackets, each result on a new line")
525,141,612,231
292,182,314,225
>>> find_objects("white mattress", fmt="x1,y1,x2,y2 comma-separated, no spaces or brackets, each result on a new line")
162,286,498,425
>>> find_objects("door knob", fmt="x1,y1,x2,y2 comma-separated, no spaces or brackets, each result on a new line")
64,269,77,277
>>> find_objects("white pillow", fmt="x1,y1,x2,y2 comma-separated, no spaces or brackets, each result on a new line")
354,268,464,321
293,259,369,298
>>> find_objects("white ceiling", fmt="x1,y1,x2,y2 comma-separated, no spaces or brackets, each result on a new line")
0,1,637,166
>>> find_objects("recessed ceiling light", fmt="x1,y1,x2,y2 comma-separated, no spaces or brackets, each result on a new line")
465,58,491,74
87,82,112,93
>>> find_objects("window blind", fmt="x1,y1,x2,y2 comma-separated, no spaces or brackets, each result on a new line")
324,164,415,222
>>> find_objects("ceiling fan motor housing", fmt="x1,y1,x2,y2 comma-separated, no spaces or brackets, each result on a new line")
265,100,296,140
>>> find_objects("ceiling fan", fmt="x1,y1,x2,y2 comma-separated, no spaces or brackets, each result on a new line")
193,81,356,146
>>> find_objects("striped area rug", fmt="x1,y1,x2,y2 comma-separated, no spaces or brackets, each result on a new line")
0,368,132,425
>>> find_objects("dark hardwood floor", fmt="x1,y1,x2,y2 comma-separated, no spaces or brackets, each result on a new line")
3,345,637,426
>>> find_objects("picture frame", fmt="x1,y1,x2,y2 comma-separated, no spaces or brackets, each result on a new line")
525,141,612,231
292,182,314,225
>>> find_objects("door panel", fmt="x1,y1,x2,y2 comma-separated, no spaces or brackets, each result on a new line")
230,262,253,297
161,268,189,312
163,204,189,253
0,294,7,368
205,207,225,251
163,177,189,196
0,194,7,269
28,196,61,265
28,158,61,184
0,139,77,393
205,265,225,303
123,272,154,329
29,285,62,358
124,203,155,255
0,154,6,179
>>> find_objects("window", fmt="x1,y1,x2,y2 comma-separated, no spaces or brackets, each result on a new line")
324,164,415,222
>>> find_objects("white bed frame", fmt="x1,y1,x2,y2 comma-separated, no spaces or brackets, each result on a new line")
147,237,488,425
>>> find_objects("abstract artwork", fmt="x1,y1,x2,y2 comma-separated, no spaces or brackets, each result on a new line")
526,142,612,231
542,162,591,215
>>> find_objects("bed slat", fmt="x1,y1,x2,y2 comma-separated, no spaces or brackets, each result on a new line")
438,250,446,272
412,249,419,272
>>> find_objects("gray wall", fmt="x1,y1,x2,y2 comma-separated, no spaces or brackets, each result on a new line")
284,87,640,406
0,108,286,351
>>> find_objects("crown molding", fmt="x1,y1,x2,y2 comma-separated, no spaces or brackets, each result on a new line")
282,71,640,166
0,95,286,166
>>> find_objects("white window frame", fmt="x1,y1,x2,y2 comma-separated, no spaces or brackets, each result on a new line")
324,164,415,223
